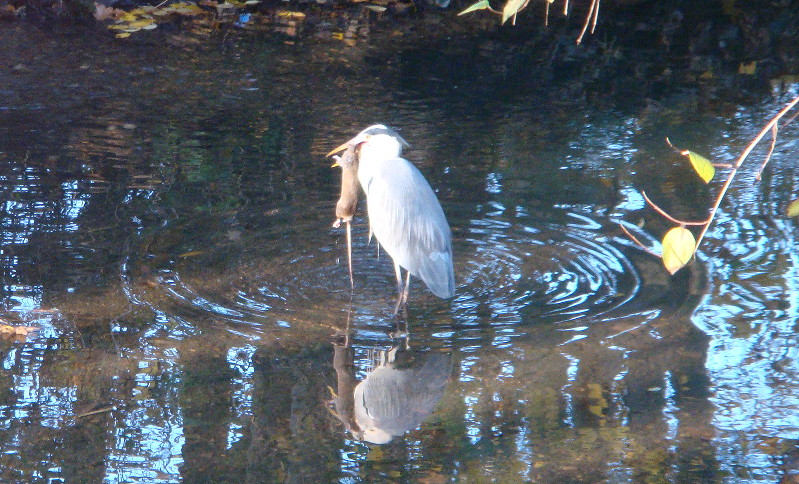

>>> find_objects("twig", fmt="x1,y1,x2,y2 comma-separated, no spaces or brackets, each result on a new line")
563,0,569,15
618,223,660,258
754,123,778,182
576,0,599,44
76,406,114,419
545,0,550,26
695,94,799,249
642,191,712,226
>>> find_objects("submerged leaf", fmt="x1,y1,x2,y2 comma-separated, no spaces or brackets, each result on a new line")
662,227,696,275
787,199,799,217
501,0,528,24
457,0,490,15
684,150,715,183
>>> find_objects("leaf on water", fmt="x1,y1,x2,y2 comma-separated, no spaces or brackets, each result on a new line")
661,227,696,275
684,150,715,183
115,32,132,38
277,10,306,18
128,19,155,29
501,0,528,24
363,5,386,12
0,324,38,337
738,61,757,75
178,250,205,258
787,199,799,217
457,0,490,16
172,2,205,15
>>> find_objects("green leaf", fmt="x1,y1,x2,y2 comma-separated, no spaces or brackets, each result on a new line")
787,199,799,217
662,227,696,275
457,0,490,16
685,150,715,183
501,0,528,24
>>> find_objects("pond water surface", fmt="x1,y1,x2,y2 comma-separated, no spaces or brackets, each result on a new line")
2,20,799,483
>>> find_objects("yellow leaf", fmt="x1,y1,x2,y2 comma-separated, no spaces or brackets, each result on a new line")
116,32,132,38
277,10,305,18
178,250,205,258
501,0,528,24
662,227,696,275
684,150,715,183
787,199,799,217
0,324,38,336
128,19,154,29
458,0,490,15
119,12,137,22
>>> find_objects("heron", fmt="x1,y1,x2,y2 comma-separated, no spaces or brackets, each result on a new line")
327,124,455,312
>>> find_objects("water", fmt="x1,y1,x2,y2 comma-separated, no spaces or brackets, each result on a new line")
2,21,799,483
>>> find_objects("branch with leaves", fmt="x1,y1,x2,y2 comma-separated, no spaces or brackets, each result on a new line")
621,94,799,275
458,0,600,43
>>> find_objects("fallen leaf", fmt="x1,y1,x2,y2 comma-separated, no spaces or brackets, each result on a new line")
786,199,799,217
0,324,39,336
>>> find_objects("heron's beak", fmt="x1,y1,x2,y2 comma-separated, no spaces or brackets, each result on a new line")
326,141,352,158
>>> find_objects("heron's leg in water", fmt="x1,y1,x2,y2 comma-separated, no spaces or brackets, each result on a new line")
393,262,407,315
402,271,410,304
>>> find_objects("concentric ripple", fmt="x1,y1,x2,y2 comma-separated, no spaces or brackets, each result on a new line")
125,202,678,341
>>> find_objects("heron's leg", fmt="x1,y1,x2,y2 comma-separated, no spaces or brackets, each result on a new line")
402,270,410,305
393,261,404,315
346,221,354,289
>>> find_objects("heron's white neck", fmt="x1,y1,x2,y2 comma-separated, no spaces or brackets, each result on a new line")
357,133,403,188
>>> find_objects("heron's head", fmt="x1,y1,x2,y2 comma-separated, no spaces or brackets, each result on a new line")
327,124,409,163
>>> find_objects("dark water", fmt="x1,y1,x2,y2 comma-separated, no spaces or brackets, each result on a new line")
2,22,799,483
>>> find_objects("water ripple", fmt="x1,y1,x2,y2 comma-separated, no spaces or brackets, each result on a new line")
126,203,663,344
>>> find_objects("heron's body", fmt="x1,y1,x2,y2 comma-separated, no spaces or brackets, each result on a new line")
359,155,454,299
328,124,455,309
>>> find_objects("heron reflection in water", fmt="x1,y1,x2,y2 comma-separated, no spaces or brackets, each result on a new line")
329,335,452,444
328,124,455,313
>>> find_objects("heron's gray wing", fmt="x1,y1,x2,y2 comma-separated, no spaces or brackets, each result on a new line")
363,157,455,298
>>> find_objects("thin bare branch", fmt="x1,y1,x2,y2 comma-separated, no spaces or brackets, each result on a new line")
576,0,598,44
590,0,600,34
782,108,799,128
695,94,799,248
76,406,114,419
563,0,569,15
755,123,778,182
642,191,712,226
619,223,661,258
545,0,550,26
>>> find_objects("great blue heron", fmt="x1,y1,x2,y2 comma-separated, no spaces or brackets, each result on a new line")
327,124,455,312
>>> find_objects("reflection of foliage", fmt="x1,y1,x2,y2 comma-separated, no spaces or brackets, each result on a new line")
96,0,312,39
150,118,285,213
